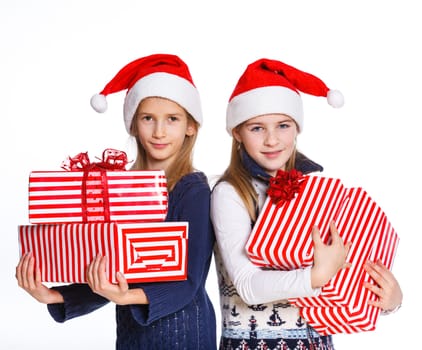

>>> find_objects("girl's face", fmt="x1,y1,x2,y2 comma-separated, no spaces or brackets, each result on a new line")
233,114,298,177
134,97,195,171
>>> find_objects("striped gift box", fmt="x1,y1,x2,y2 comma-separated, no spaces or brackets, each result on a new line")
246,176,346,270
18,222,189,283
245,174,399,334
288,187,394,308
28,170,168,224
295,221,399,335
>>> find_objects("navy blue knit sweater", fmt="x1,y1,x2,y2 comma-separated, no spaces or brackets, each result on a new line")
47,172,217,349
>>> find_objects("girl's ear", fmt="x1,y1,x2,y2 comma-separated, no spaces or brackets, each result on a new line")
186,124,196,137
232,128,242,143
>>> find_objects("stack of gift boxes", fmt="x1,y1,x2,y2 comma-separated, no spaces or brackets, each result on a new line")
18,149,189,284
245,171,399,335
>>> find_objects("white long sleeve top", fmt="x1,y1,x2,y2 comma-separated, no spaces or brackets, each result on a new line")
211,178,323,340
211,179,321,305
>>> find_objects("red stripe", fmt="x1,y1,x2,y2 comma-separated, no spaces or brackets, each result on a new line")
246,197,274,264
285,177,329,269
68,225,75,282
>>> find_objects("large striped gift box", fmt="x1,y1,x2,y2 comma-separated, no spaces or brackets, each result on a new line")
294,221,399,335
289,211,398,309
245,173,399,334
28,170,168,224
18,222,188,283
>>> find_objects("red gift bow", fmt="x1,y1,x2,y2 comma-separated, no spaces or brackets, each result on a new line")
61,148,129,171
60,148,129,222
267,169,305,206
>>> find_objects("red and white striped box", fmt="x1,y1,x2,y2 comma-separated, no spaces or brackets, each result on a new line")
246,176,345,270
295,221,399,335
18,221,188,283
289,212,398,309
245,174,399,334
28,170,168,224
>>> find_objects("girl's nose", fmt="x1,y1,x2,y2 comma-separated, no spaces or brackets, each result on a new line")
264,130,279,146
153,121,166,138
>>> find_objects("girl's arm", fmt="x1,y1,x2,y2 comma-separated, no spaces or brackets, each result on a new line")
211,182,320,305
127,174,215,325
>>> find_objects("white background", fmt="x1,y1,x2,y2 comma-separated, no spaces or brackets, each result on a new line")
1,0,420,348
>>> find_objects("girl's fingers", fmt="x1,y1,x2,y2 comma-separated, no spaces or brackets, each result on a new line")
364,281,382,297
87,255,109,291
116,271,128,292
329,221,339,239
34,264,42,284
26,254,36,289
16,252,40,291
365,260,387,286
311,226,322,246
92,255,101,287
86,256,93,284
87,254,101,287
98,255,108,282
21,253,33,288
15,253,26,284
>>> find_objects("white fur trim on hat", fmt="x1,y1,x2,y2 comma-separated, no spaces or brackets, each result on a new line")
124,72,202,133
226,86,303,135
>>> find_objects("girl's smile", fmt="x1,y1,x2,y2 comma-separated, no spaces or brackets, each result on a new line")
261,149,284,158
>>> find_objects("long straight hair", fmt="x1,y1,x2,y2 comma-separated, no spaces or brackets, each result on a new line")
129,98,199,191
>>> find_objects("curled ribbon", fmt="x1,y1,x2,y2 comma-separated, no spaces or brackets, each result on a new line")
267,169,305,206
61,148,129,222
61,148,129,171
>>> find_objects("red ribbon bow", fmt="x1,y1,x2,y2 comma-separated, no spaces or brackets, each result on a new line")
267,169,305,206
61,148,129,171
60,148,129,222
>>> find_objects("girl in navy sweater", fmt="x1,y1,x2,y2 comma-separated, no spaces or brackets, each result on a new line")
16,54,216,349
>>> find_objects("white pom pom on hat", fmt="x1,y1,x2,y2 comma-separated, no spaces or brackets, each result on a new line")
90,93,108,113
226,58,344,135
327,89,344,108
90,54,203,133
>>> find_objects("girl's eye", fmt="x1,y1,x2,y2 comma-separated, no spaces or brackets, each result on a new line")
168,116,179,122
250,125,263,132
139,115,152,121
278,122,291,129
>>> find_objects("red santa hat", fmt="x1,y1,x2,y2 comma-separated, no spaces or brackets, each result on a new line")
226,58,344,135
90,54,203,133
